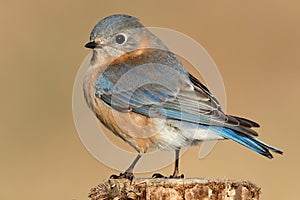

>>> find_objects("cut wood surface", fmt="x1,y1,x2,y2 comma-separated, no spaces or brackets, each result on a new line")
89,178,260,200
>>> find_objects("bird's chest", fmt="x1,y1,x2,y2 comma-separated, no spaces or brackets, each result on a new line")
82,51,187,152
93,97,166,153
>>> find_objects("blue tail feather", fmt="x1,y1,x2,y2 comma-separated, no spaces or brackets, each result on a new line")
209,127,283,159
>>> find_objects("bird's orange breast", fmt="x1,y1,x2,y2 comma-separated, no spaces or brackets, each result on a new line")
93,97,162,153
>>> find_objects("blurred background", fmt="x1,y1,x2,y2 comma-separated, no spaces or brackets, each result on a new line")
1,0,299,199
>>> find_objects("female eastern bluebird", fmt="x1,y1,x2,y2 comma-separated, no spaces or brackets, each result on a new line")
83,14,283,179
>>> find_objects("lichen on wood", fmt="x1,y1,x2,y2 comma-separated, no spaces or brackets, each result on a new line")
89,178,260,200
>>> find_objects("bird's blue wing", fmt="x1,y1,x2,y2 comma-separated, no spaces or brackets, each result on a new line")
95,49,259,136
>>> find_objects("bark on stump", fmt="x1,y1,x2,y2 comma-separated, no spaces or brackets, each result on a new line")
89,178,260,200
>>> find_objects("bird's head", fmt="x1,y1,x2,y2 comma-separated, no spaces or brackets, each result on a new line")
85,14,166,57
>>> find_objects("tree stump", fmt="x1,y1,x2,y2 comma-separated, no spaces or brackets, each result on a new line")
89,178,260,200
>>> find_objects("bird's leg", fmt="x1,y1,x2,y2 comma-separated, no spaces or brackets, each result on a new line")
172,148,180,177
171,148,184,178
152,148,184,179
124,153,142,174
110,153,142,181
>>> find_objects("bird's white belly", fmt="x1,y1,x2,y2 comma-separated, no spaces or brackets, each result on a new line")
149,119,224,150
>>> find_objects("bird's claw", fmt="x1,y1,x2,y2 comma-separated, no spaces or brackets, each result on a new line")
110,172,135,181
172,174,184,179
152,173,165,178
152,173,184,179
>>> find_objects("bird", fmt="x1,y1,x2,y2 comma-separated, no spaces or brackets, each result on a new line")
83,14,283,179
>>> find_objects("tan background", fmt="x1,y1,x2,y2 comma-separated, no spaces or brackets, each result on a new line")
1,0,299,199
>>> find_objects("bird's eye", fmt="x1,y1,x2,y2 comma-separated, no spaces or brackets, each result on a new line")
115,34,126,44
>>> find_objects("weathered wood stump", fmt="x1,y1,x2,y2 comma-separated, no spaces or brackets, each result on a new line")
89,178,260,200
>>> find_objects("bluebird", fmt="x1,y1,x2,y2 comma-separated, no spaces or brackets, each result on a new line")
83,14,283,179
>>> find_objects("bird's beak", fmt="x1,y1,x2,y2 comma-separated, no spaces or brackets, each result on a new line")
84,41,98,49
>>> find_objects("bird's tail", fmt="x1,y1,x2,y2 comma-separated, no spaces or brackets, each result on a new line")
210,127,283,159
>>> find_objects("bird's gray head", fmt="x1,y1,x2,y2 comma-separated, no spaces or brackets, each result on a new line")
90,14,143,41
85,14,166,55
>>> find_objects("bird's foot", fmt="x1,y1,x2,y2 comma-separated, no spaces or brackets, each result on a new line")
110,171,135,181
152,173,184,179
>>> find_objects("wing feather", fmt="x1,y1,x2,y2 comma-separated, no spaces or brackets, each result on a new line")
96,48,260,137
